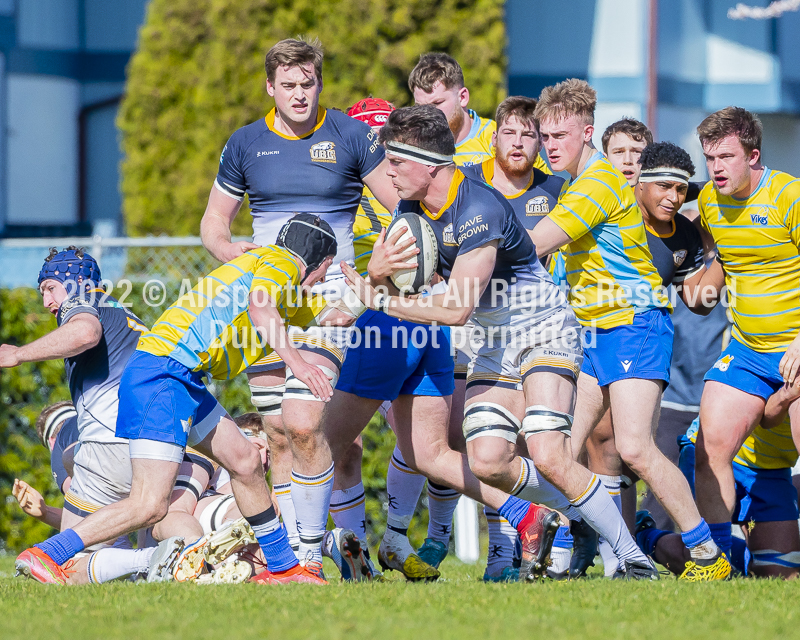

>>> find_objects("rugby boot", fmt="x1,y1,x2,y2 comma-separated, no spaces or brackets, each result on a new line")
517,504,560,581
322,528,372,582
378,535,440,581
483,567,520,582
147,536,185,583
611,558,660,581
196,556,253,584
417,538,448,569
679,551,732,582
15,547,70,585
250,563,328,585
203,517,257,564
569,518,598,578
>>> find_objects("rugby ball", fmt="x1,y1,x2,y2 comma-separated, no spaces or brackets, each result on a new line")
385,213,439,294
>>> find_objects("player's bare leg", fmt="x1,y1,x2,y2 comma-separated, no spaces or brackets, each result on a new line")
696,381,764,557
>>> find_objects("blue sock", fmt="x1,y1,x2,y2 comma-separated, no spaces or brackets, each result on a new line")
553,525,573,549
707,521,732,556
729,536,751,574
637,527,670,557
681,518,713,549
34,529,85,566
497,496,531,530
246,507,298,573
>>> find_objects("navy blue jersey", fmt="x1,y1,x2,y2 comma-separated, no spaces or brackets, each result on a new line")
51,416,79,493
56,291,147,443
460,159,565,231
215,108,385,273
396,169,557,311
645,213,704,287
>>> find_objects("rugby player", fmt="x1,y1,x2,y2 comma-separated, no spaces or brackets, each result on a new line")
14,216,344,586
343,104,655,579
693,106,800,563
199,38,398,567
529,79,731,580
639,381,800,579
460,95,565,579
406,55,554,570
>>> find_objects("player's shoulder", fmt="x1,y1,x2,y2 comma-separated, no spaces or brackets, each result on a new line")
532,168,565,197
459,161,485,183
251,246,302,278
453,170,510,219
324,108,372,137
674,211,701,236
57,290,103,324
765,169,800,205
226,117,270,148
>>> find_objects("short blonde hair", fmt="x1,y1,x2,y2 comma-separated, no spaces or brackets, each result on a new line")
534,79,597,126
265,37,323,84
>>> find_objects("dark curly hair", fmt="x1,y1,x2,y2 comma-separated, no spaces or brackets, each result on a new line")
639,141,695,176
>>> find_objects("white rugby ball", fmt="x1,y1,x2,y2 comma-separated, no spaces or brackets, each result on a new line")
385,213,439,294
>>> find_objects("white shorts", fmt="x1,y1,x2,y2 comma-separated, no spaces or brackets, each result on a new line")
466,294,583,390
247,274,352,373
64,441,132,517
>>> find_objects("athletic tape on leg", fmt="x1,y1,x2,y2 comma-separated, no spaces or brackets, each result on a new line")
249,383,285,416
521,405,573,438
462,402,520,443
284,366,339,402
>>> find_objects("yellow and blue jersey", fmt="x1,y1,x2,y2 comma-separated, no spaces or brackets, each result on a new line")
687,416,797,470
699,169,800,353
547,152,669,329
454,110,550,174
137,247,323,380
353,187,392,276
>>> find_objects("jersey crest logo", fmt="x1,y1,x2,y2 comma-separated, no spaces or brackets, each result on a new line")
750,208,769,226
442,223,457,246
713,354,734,372
673,250,687,266
310,141,337,163
526,195,549,216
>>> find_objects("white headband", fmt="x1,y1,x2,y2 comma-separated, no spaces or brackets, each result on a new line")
43,405,77,445
385,141,454,166
639,167,691,185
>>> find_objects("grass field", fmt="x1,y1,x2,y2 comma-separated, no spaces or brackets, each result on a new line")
2,554,799,640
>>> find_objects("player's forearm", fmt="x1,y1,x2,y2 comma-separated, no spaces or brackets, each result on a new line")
200,211,234,262
762,385,798,429
382,294,472,326
681,262,725,316
17,320,100,363
38,505,63,529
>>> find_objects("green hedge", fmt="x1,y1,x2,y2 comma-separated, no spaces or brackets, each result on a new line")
0,286,428,551
119,0,506,237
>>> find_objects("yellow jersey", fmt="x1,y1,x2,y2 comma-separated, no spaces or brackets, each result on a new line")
699,169,800,352
353,187,392,276
137,247,322,380
454,110,550,174
547,152,669,329
688,415,797,470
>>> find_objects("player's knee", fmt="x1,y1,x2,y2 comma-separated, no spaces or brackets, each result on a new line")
226,442,263,480
467,449,509,487
140,496,171,527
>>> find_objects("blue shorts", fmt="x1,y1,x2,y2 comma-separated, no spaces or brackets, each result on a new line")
116,351,227,454
336,310,455,401
703,338,785,401
581,308,673,387
678,440,799,523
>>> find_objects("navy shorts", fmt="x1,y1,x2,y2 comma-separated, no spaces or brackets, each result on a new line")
336,310,455,401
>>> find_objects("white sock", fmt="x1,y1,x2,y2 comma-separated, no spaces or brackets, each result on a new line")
291,463,334,564
274,482,300,555
485,507,517,576
330,482,367,545
569,474,646,564
427,481,460,544
596,475,622,575
513,457,582,520
550,546,571,575
385,447,425,536
87,547,155,583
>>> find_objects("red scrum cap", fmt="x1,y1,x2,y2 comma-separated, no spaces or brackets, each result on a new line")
347,97,395,129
